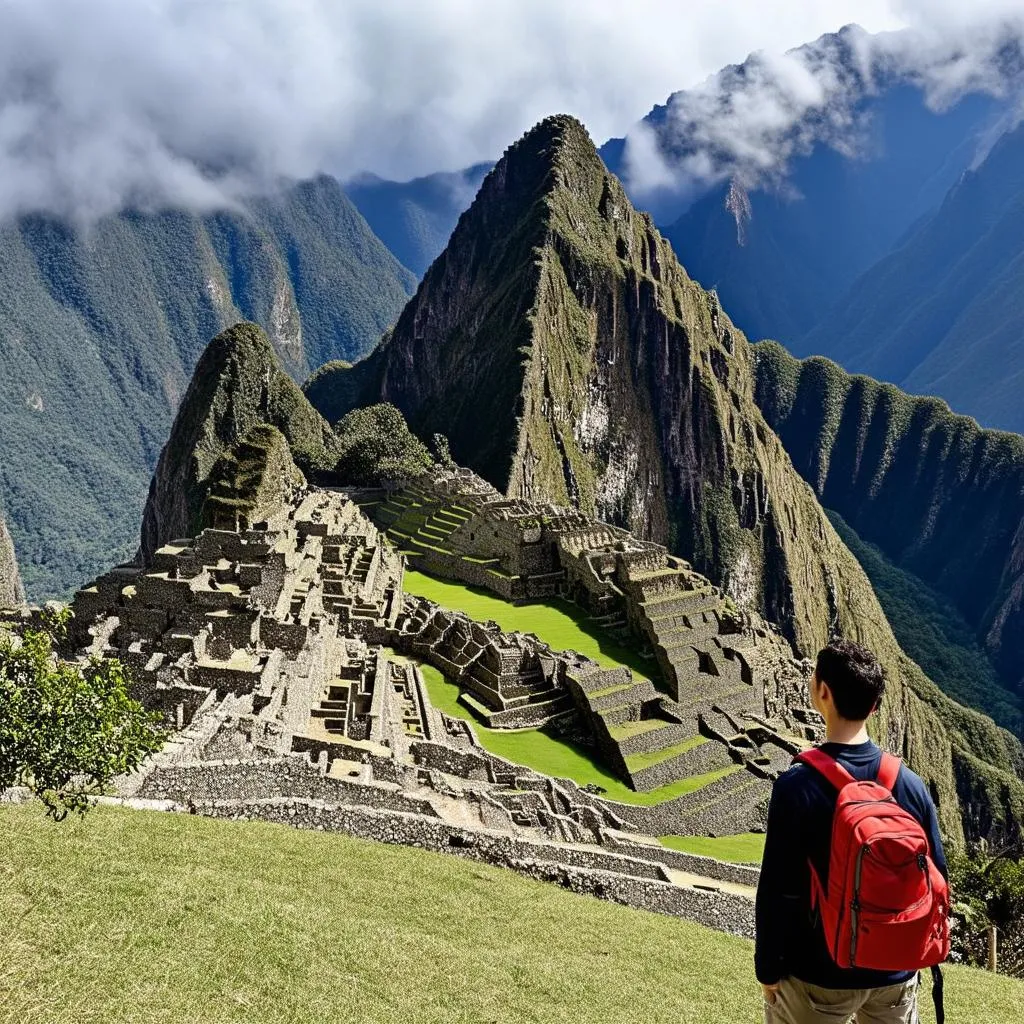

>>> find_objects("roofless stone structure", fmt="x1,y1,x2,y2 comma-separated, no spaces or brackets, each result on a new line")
64,474,815,934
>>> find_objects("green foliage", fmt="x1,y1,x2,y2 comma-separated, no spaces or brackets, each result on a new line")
0,183,413,601
333,403,434,485
950,846,1024,977
828,512,1024,737
0,611,165,819
431,433,456,468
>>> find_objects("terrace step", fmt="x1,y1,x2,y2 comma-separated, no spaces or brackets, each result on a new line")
609,718,695,757
626,739,733,792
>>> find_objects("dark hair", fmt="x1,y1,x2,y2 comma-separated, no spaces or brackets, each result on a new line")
815,640,886,721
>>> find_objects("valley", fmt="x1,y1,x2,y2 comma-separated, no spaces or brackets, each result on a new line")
2,14,1024,1015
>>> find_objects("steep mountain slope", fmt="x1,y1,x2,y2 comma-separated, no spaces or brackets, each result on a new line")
802,121,1024,433
347,164,492,277
595,22,1018,349
140,322,342,561
0,511,23,607
0,179,414,599
828,512,1022,737
658,87,1003,345
305,115,1024,845
752,342,1024,697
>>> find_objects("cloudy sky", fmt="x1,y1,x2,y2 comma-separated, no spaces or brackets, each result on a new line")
0,0,1022,221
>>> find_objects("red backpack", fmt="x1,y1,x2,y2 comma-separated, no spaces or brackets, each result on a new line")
796,748,951,973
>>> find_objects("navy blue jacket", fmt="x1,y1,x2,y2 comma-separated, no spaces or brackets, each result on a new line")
754,740,947,989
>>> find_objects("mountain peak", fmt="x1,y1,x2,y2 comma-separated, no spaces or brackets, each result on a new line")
140,322,342,560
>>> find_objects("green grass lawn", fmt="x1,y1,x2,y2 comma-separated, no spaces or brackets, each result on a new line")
403,569,654,681
419,663,736,806
659,832,767,864
2,805,1018,1024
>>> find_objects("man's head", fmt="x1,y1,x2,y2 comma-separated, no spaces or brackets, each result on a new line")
811,640,886,724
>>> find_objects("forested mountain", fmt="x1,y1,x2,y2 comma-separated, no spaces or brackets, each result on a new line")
347,164,492,277
752,341,1024,697
0,177,414,599
802,120,1024,433
303,115,1024,846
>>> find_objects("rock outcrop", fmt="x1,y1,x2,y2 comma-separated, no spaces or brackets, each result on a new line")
304,115,1024,845
140,322,342,561
752,341,1024,697
0,511,23,607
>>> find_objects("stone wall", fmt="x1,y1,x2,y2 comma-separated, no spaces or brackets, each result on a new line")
601,834,762,886
137,756,439,818
195,797,755,938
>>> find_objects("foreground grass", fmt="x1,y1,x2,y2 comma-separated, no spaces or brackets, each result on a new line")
2,805,1019,1024
403,569,654,681
420,663,736,806
659,833,767,864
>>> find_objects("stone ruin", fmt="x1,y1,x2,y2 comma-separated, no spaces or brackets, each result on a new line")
358,467,815,792
58,478,817,938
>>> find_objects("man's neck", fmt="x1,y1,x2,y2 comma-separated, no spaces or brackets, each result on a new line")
824,719,871,745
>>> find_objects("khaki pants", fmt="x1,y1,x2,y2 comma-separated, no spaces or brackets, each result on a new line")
764,975,919,1024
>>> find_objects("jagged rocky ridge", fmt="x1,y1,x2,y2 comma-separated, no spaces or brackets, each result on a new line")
304,115,1024,846
752,341,1024,696
0,511,23,607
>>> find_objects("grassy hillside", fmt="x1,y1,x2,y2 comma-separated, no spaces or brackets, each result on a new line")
828,511,1024,737
3,803,1020,1024
0,183,413,599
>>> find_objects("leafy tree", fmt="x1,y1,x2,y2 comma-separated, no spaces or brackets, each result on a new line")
333,403,434,485
431,433,456,469
0,610,166,820
949,843,1024,978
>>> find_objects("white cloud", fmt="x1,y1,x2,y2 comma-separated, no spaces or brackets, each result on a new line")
623,4,1024,205
0,0,1019,222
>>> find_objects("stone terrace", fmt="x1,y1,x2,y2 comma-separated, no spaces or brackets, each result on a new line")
359,468,809,793
52,483,817,938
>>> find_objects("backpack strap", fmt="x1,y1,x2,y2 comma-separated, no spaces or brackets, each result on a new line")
794,748,856,791
931,965,945,1024
876,752,902,792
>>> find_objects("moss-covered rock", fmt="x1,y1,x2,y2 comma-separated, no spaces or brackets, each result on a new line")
305,114,1024,846
140,322,342,559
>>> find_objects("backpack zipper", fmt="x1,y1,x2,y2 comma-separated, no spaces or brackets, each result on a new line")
850,838,932,964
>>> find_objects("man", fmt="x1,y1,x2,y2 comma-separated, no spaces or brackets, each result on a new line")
755,639,947,1023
